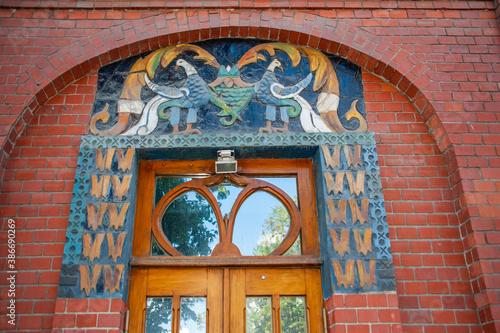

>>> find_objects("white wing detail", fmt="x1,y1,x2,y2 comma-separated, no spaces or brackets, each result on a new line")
121,95,166,135
295,96,332,133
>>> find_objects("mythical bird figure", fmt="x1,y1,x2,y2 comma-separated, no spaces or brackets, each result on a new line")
122,59,209,135
89,42,368,136
254,59,313,133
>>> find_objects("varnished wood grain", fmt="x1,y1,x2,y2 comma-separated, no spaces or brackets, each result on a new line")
297,159,320,255
305,269,324,333
147,268,208,296
132,161,155,257
128,269,148,333
208,269,223,333
245,268,306,295
272,295,280,333
229,269,245,333
130,158,325,332
223,268,230,333
131,256,322,268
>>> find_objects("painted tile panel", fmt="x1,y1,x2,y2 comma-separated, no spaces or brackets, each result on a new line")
89,39,367,136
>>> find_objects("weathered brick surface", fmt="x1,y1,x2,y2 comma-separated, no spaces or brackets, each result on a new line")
0,2,498,332
0,75,95,332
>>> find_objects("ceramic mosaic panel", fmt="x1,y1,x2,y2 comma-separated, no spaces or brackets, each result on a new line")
316,144,396,296
89,39,367,136
58,147,137,299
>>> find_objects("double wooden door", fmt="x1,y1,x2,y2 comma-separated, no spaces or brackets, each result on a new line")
129,267,323,333
128,159,324,332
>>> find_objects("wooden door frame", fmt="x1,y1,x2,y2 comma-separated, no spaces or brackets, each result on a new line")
131,158,321,263
128,158,325,333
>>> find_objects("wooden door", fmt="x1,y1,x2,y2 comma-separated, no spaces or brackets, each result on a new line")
129,268,224,333
128,158,324,332
230,268,323,333
129,267,323,333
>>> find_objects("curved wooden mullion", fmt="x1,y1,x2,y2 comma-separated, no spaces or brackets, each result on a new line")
152,177,226,256
226,177,301,256
264,185,301,256
152,173,301,257
202,173,251,188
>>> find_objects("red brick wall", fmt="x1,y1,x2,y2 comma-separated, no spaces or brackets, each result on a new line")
365,71,481,332
0,2,499,332
0,69,486,333
0,75,96,331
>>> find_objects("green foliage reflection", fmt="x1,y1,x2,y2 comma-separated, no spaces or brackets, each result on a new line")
246,297,272,333
252,196,301,256
146,297,207,333
156,178,219,256
280,297,307,333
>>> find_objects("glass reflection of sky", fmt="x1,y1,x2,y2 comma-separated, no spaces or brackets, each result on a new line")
233,177,297,256
208,184,243,218
180,297,206,333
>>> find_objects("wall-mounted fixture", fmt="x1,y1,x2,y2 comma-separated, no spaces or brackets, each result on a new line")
215,150,237,174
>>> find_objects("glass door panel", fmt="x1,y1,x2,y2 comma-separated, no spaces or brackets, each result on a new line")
129,268,223,333
280,296,307,333
146,297,173,333
246,297,273,333
230,268,323,333
179,297,207,333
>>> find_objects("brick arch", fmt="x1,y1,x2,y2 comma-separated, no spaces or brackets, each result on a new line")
1,10,447,160
2,10,493,331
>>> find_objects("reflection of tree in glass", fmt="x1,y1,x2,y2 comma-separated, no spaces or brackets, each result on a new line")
146,297,206,333
280,297,307,333
211,185,230,201
181,297,206,333
253,196,301,256
246,297,272,333
156,178,219,256
247,198,305,333
146,297,172,333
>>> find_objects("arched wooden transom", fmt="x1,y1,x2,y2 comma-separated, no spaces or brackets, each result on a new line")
152,173,301,257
